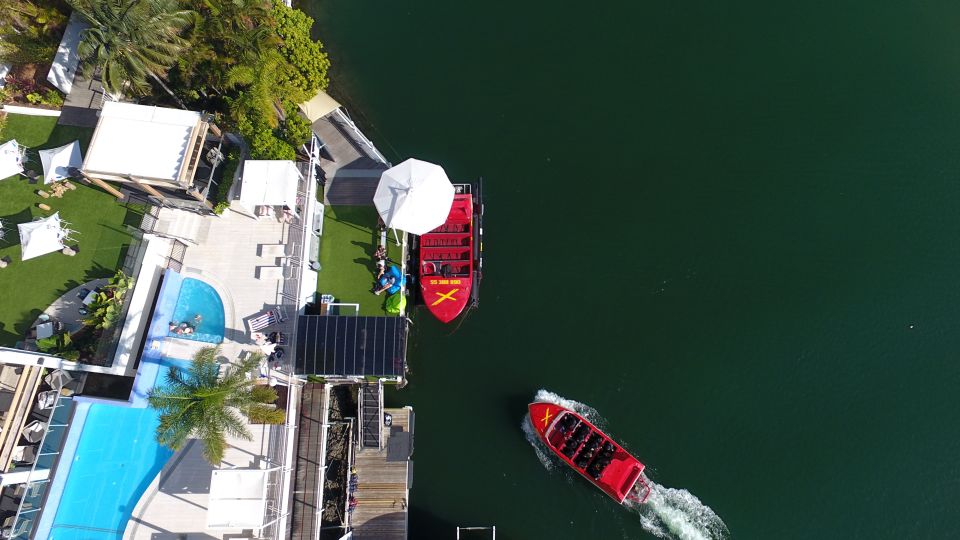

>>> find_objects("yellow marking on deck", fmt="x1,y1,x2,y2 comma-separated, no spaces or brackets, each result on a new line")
541,408,552,427
431,289,459,306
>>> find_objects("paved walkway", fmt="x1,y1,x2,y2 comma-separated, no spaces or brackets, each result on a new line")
58,72,105,128
34,278,107,336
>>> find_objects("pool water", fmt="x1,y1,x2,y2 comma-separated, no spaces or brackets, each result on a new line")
168,277,225,343
49,357,191,539
50,404,172,539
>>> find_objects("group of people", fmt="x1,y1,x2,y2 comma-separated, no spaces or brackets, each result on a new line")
373,245,406,296
169,314,202,336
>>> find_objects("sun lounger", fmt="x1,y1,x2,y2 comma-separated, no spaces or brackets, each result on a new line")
257,266,284,280
259,244,287,258
247,308,287,333
36,390,58,410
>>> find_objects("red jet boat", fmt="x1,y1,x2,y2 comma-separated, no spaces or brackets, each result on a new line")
528,402,650,504
418,182,483,323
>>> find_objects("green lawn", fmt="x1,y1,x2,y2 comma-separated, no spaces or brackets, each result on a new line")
316,205,402,316
0,114,137,346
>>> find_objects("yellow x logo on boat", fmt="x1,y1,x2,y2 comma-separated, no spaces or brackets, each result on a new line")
541,408,552,427
431,289,459,306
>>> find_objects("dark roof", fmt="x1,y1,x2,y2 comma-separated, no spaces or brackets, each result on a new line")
295,316,407,377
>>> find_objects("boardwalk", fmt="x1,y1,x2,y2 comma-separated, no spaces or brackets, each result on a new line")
351,407,413,540
291,383,328,540
311,110,389,205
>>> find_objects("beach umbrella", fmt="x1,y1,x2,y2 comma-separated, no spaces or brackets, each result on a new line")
0,140,24,180
18,212,66,260
373,158,455,237
39,140,83,184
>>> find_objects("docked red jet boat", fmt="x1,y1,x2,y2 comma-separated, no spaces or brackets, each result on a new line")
418,182,483,323
528,402,650,504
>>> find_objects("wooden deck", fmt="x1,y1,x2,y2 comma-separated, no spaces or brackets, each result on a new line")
350,407,413,540
311,111,389,206
290,383,328,540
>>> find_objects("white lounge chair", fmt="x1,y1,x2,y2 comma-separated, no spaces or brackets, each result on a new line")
257,266,284,280
259,244,286,258
21,420,46,444
36,390,58,410
44,369,73,390
11,445,36,465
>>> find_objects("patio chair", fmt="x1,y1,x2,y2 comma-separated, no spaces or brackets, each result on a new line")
44,369,74,391
11,445,36,465
36,390,58,410
20,420,46,444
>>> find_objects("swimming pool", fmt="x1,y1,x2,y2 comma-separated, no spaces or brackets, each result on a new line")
168,277,225,343
45,358,189,539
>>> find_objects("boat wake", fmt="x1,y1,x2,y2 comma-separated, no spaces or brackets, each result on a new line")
523,389,728,540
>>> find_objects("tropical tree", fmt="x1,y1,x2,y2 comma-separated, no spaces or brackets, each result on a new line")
0,0,67,64
83,270,135,330
67,0,193,96
148,346,284,464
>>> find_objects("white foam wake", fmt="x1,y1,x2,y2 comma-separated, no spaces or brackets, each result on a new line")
524,389,728,540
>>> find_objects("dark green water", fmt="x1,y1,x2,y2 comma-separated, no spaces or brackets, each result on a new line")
303,1,960,538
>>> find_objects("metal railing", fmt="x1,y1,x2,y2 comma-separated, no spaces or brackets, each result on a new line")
8,394,75,539
333,109,389,165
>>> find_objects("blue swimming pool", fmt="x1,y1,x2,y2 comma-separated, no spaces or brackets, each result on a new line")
168,277,225,343
46,357,189,539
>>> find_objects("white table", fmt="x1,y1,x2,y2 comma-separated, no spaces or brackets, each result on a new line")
35,322,54,339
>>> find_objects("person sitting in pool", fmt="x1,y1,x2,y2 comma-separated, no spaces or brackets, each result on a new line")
169,322,178,332
193,314,202,325
182,326,194,335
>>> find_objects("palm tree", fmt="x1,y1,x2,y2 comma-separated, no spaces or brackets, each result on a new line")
67,0,193,96
148,347,284,464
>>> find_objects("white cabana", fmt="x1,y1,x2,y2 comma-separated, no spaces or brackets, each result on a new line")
39,140,83,184
374,158,455,236
0,140,25,180
238,160,302,218
206,468,278,529
18,213,66,261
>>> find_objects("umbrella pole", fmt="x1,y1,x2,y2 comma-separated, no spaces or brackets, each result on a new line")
393,228,400,246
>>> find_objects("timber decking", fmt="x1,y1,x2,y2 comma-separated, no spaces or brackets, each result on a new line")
310,112,389,206
351,407,413,540
291,383,327,540
58,73,105,128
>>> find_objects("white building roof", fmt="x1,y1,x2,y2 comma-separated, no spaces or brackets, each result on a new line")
83,102,203,183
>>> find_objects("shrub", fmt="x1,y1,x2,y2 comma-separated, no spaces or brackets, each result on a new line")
246,405,285,424
251,385,278,404
214,149,241,204
43,88,64,107
272,0,330,95
213,201,229,215
279,109,312,150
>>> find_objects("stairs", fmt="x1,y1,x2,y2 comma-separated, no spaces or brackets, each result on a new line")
361,381,383,449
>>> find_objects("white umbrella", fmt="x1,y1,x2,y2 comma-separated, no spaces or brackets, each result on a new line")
373,158,455,236
39,140,83,184
0,140,24,180
18,213,66,260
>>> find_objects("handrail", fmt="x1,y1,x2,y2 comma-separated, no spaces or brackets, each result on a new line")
333,108,389,165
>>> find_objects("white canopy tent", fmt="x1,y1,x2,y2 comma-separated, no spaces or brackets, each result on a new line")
18,213,67,260
39,140,83,184
374,158,455,239
206,468,279,530
238,160,302,218
0,140,25,180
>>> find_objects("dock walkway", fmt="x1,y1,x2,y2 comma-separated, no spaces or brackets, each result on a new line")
311,109,390,205
350,406,413,540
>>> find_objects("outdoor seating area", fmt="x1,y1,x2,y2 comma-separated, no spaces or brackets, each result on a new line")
316,206,402,316
0,114,134,348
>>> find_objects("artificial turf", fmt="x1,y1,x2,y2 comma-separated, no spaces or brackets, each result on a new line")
316,205,402,316
0,114,137,346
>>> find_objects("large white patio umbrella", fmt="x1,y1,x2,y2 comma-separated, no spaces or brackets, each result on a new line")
0,139,24,180
39,140,82,184
18,213,66,260
373,158,454,237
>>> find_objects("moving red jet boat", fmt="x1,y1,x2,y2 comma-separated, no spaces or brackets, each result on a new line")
418,182,484,323
528,402,650,504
